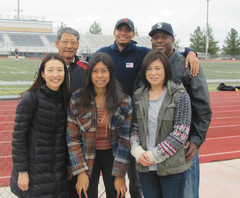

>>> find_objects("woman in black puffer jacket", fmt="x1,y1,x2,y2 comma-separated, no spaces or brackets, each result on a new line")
10,53,71,198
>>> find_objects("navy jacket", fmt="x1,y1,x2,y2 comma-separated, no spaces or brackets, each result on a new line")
97,40,149,96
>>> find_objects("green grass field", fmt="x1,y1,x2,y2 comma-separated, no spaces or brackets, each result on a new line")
0,58,240,95
0,58,40,95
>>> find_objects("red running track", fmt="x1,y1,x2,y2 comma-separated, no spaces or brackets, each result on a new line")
0,92,240,186
199,91,240,163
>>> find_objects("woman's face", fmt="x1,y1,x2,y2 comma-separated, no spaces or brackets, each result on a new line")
41,59,65,91
91,61,110,90
145,59,165,87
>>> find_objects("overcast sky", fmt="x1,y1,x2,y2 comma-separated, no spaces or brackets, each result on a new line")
1,0,239,47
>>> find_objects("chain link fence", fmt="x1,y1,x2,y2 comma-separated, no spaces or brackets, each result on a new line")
0,97,130,198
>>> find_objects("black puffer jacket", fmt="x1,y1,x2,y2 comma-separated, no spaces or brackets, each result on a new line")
10,84,68,198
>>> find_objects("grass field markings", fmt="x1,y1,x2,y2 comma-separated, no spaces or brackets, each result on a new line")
206,135,240,140
9,71,34,74
215,71,240,74
0,64,34,72
199,150,240,157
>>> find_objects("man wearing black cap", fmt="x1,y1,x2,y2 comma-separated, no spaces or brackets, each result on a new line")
149,22,212,198
96,18,148,198
95,18,200,198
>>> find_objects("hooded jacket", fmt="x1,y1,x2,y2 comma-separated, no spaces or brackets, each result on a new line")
97,40,149,96
131,81,192,176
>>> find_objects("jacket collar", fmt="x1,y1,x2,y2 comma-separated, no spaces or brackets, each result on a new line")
110,40,137,55
40,83,62,100
134,80,185,107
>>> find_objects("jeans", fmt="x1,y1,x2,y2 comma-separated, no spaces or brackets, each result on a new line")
138,171,186,198
184,151,200,198
128,155,143,198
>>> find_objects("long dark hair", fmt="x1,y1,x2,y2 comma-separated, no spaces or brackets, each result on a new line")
80,52,124,111
140,49,172,88
24,53,71,110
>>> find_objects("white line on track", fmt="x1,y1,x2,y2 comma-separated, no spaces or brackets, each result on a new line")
0,141,11,144
209,124,240,128
0,176,10,179
0,156,11,158
200,150,240,157
211,116,240,119
206,135,240,140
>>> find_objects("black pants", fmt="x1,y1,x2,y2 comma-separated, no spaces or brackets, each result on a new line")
86,149,117,198
69,149,117,198
68,175,78,198
127,155,143,198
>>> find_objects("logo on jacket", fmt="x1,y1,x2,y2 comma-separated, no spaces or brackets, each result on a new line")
126,62,134,68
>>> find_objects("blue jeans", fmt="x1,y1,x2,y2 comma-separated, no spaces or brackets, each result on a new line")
138,171,186,198
184,151,200,198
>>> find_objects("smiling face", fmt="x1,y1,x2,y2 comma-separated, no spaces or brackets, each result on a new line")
151,31,174,57
145,59,165,88
41,59,65,91
113,24,135,51
91,61,110,91
55,33,79,64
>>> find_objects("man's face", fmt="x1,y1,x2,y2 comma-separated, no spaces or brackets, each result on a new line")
55,33,79,62
151,31,174,57
113,24,135,48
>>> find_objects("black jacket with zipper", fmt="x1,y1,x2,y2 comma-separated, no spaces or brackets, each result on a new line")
10,84,68,198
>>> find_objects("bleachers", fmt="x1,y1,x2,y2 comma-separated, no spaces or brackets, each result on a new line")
8,33,44,47
45,34,56,43
0,32,151,56
0,34,3,43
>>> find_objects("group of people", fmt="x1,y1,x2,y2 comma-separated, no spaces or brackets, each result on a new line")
10,18,212,198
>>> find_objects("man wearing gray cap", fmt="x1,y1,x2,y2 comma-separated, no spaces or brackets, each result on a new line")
148,22,212,198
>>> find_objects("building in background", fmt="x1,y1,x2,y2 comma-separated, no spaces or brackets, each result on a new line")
0,17,151,59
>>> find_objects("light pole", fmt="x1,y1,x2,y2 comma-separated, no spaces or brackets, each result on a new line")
15,0,23,20
205,0,210,60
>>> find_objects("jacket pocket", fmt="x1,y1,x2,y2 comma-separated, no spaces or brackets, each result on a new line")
165,146,186,168
162,104,175,122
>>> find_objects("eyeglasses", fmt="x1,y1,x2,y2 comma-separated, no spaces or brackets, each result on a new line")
59,40,79,46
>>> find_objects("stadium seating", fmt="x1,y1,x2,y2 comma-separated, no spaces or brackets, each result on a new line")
45,34,56,43
0,31,151,57
0,34,3,43
8,33,45,47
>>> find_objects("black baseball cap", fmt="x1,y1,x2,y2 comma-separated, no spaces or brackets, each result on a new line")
149,22,174,38
115,18,134,31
